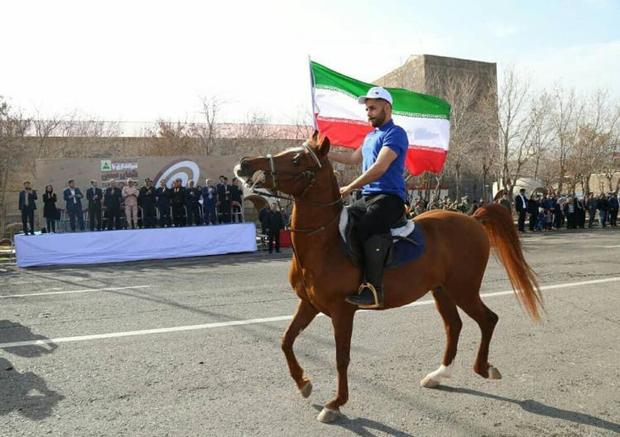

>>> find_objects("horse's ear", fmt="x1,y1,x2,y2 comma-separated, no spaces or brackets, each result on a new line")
318,136,330,156
312,130,319,143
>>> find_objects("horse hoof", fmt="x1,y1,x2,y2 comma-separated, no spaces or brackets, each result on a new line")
488,366,502,380
317,407,341,423
420,375,440,388
300,381,312,398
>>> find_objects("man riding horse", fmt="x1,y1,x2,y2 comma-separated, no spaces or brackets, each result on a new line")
329,86,408,309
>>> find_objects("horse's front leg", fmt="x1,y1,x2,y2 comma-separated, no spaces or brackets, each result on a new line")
317,306,355,423
281,299,318,398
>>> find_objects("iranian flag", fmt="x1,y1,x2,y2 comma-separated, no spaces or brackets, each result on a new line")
310,61,451,176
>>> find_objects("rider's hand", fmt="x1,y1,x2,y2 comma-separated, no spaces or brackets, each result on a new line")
339,185,353,198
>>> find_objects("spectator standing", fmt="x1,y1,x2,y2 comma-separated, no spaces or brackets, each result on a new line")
564,198,576,229
156,180,171,227
63,179,85,232
597,193,608,228
216,176,231,223
230,177,243,223
170,179,187,227
122,179,140,229
607,192,618,227
553,197,564,230
86,180,103,231
201,179,217,225
42,184,58,233
515,188,528,232
139,178,157,228
576,196,586,229
586,193,597,228
18,181,37,235
103,180,123,230
185,180,201,226
258,205,269,235
266,203,285,254
527,194,539,231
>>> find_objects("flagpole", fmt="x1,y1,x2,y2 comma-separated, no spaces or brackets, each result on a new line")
307,55,318,130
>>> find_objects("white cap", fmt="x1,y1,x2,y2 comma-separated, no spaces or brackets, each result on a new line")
357,87,393,105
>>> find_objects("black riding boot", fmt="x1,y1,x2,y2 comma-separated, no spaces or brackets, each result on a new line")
346,233,391,309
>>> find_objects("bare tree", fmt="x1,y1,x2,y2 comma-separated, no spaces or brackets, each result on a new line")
549,87,582,194
146,120,199,155
0,97,31,234
427,71,484,200
234,111,274,139
529,92,555,181
32,112,64,158
497,67,538,199
190,95,224,155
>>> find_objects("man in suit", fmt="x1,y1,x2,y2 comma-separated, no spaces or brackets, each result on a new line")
607,192,618,227
185,180,202,226
18,181,37,235
230,177,243,223
156,180,171,227
527,194,540,231
514,188,528,233
170,179,187,227
103,180,123,230
266,203,285,253
201,179,217,225
63,179,85,232
139,178,157,228
86,179,103,231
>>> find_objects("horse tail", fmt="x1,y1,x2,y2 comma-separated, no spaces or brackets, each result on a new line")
473,204,543,322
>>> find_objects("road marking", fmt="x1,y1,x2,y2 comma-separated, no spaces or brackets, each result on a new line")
0,285,151,299
597,245,620,248
3,276,94,286
1,276,619,348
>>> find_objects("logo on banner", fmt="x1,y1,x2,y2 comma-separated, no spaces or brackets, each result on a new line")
101,160,112,171
154,159,201,188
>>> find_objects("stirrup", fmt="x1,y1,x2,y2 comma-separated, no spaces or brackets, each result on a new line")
346,282,383,309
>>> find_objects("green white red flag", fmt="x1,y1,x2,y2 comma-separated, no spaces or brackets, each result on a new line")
310,61,451,176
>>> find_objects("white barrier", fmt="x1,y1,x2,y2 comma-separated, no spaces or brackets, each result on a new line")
15,223,257,267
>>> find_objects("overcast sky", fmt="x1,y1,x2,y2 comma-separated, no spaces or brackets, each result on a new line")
2,0,619,124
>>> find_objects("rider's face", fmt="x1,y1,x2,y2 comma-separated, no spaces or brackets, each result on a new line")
365,99,390,128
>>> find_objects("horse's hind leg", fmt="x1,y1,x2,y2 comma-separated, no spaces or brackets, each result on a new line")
281,299,318,398
421,287,462,388
458,296,501,380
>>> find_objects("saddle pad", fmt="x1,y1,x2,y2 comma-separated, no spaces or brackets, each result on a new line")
338,207,426,269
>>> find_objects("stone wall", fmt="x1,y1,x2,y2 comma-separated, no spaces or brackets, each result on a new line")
1,135,361,233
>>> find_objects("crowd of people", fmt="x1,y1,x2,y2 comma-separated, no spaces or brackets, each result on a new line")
17,176,245,234
511,189,619,232
406,190,619,232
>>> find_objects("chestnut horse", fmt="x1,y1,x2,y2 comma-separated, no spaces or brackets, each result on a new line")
235,133,542,423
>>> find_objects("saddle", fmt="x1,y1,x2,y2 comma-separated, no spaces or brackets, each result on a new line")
338,207,426,269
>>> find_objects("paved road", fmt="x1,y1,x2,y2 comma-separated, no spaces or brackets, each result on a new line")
1,229,619,436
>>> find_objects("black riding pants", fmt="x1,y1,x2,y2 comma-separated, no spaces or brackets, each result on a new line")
348,194,404,243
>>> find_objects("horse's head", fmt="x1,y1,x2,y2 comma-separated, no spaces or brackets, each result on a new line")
235,131,331,197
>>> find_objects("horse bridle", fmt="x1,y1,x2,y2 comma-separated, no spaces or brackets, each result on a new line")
243,141,343,235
